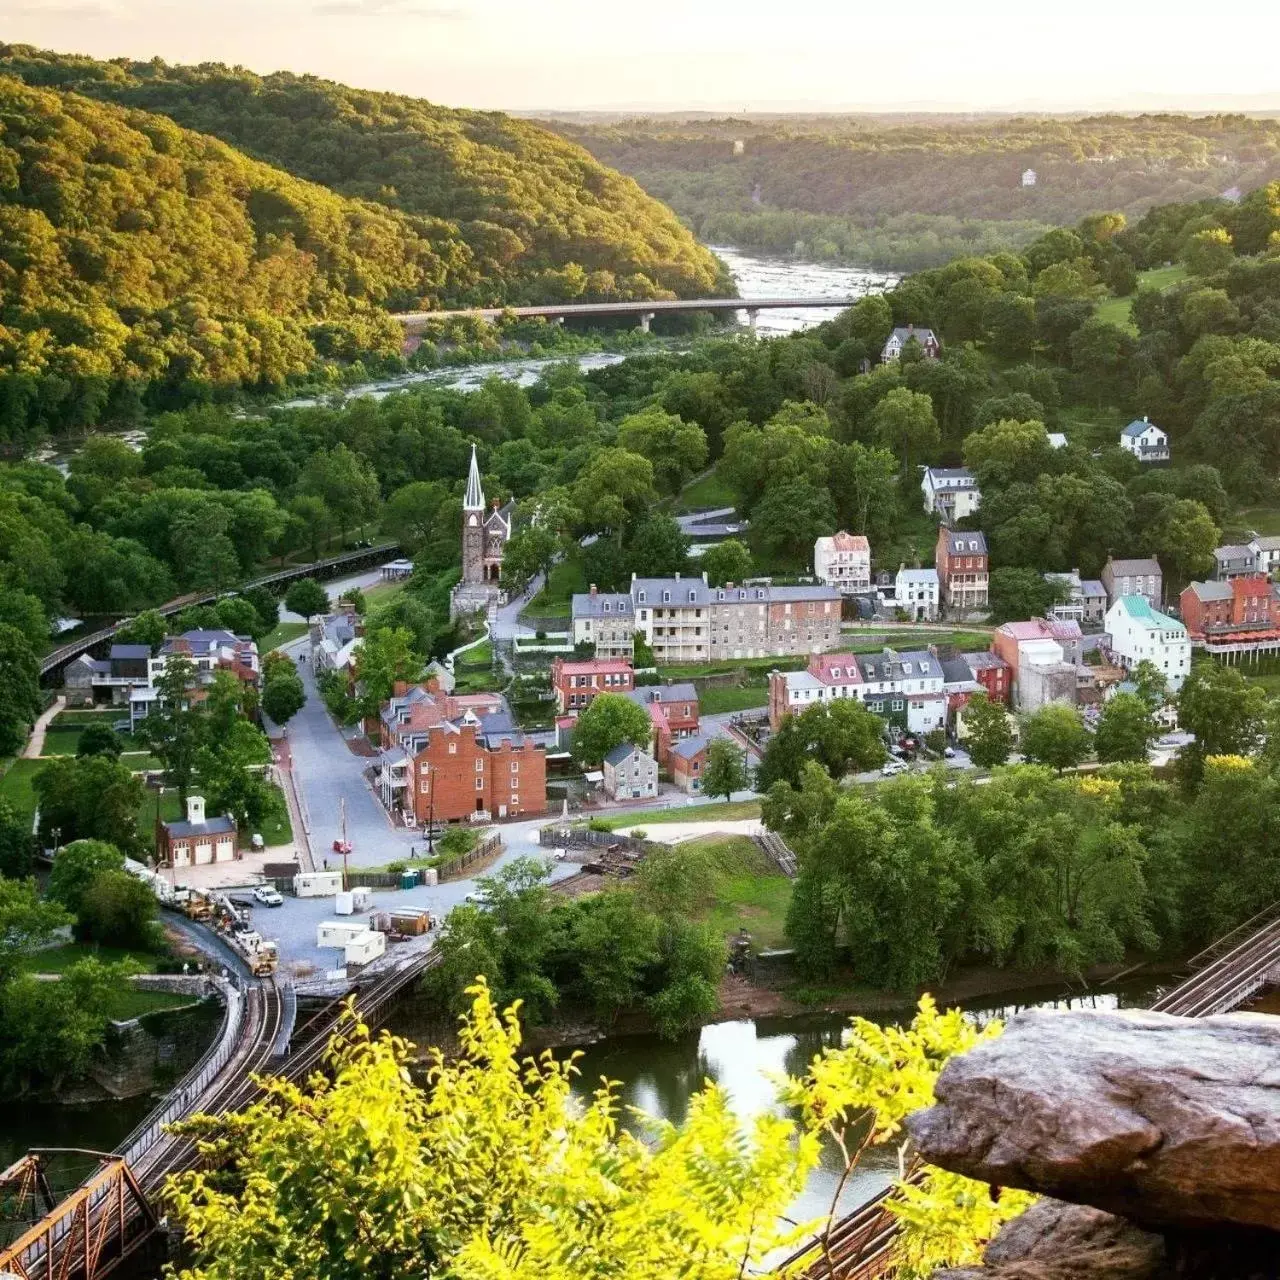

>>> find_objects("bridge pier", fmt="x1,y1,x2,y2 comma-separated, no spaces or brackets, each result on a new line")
638,311,655,333
746,307,759,330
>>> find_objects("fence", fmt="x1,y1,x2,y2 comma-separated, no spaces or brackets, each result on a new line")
538,825,659,857
114,975,243,1170
343,832,503,889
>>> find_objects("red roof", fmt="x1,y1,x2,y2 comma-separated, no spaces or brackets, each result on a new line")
554,658,633,677
808,652,865,684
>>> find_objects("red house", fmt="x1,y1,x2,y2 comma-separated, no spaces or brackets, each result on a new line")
550,657,634,715
935,527,989,613
626,683,700,766
964,651,1012,705
1181,576,1280,658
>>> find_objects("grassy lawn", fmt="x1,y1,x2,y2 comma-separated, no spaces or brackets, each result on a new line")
674,467,738,514
524,556,588,618
0,759,44,828
135,788,183,853
657,655,807,682
20,942,164,975
360,579,409,611
453,642,503,695
260,783,294,846
104,987,198,1021
839,628,993,653
54,709,125,726
260,621,308,653
681,834,792,950
122,753,164,773
699,684,770,714
1095,264,1188,334
594,798,762,830
1245,672,1280,695
1235,506,1280,538
1057,404,1125,452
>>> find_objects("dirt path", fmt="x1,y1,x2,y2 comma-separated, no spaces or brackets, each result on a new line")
22,696,64,759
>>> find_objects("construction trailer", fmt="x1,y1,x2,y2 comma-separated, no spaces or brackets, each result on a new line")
294,870,343,898
343,929,386,966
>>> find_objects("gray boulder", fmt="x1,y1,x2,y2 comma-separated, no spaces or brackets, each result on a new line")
907,1007,1280,1232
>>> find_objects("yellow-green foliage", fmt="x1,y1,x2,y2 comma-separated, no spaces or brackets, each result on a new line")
165,987,1026,1280
165,980,819,1280
783,996,1034,1278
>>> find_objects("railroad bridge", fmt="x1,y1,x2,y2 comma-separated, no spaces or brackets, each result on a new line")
392,295,860,334
4,905,1278,1280
0,941,439,1280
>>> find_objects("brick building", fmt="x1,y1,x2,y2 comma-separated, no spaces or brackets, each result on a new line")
156,796,237,869
670,737,710,794
964,650,1012,705
1180,575,1280,660
935,528,989,613
626,683,700,765
376,686,545,823
551,657,634,714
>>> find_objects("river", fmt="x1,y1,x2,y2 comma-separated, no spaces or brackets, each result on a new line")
275,247,895,408
563,977,1161,1225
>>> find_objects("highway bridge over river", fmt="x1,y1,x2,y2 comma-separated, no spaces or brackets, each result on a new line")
392,295,859,333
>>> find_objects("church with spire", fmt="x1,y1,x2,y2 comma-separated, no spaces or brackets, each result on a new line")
450,444,516,618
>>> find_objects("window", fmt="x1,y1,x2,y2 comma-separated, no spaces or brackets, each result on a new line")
603,602,611,613
688,590,696,603
511,795,519,806
448,743,456,755
511,760,519,773
663,590,671,603
637,590,646,603
476,776,484,790
419,781,429,794
475,758,484,772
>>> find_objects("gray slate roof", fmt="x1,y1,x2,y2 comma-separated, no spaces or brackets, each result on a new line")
1122,419,1163,438
109,644,151,660
571,592,634,619
628,683,698,708
604,742,644,766
670,736,709,761
888,326,938,345
941,530,988,555
1106,557,1161,577
859,649,939,681
1188,580,1233,602
164,815,236,838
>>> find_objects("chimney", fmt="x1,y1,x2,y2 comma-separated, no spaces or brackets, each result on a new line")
1143,415,1148,423
908,323,914,334
675,572,681,581
589,583,598,597
186,795,206,826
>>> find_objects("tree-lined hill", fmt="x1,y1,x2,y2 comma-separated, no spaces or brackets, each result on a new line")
0,44,726,306
0,45,726,438
545,113,1280,271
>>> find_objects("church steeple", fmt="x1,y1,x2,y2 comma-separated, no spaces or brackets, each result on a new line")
464,443,485,512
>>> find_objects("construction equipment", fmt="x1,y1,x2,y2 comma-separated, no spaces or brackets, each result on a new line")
179,889,212,922
236,932,279,976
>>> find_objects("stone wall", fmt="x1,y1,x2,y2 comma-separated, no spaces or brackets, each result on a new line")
91,995,222,1100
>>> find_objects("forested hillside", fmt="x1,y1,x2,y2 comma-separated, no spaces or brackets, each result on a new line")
547,113,1280,270
0,44,726,306
0,46,726,443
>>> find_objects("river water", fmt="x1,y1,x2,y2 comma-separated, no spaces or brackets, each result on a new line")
565,977,1160,1225
276,247,895,408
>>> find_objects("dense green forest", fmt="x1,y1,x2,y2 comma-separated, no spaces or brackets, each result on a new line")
0,45,726,442
547,113,1280,270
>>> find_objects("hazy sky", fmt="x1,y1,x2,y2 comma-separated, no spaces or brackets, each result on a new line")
8,0,1280,114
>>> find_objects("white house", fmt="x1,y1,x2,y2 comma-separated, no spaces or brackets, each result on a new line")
1021,168,1038,187
1249,536,1280,578
895,567,940,621
881,326,940,362
814,531,872,594
1104,595,1191,693
921,467,981,522
1119,417,1169,462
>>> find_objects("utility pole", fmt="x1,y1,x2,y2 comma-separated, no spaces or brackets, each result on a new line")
426,764,435,856
339,795,350,889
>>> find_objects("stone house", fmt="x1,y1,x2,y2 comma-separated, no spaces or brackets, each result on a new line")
602,743,658,801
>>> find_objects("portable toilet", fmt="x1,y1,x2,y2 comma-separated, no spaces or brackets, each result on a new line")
344,929,386,966
334,891,354,916
422,867,438,888
399,869,419,891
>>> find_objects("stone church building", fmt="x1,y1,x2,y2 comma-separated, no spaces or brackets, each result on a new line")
450,444,515,618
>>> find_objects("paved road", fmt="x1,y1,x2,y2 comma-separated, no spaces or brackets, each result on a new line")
278,568,388,624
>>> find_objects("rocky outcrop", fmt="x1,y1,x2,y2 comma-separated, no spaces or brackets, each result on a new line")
934,1200,1165,1279
907,1007,1280,1233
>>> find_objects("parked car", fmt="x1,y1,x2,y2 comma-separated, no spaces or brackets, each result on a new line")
942,746,956,758
113,719,132,734
253,885,283,907
465,888,493,906
880,759,908,777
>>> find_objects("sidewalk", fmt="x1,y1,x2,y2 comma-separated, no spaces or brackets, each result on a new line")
22,696,65,759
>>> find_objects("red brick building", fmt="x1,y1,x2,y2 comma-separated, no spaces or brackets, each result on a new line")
1180,576,1280,659
935,528,989,613
964,650,1012,705
626,683,699,765
550,657,634,714
670,736,709,794
376,689,546,824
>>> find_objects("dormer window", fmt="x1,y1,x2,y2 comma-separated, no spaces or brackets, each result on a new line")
638,590,646,603
663,590,671,603
756,589,764,599
831,667,841,678
903,662,912,674
969,541,978,551
688,589,696,603
717,590,724,601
